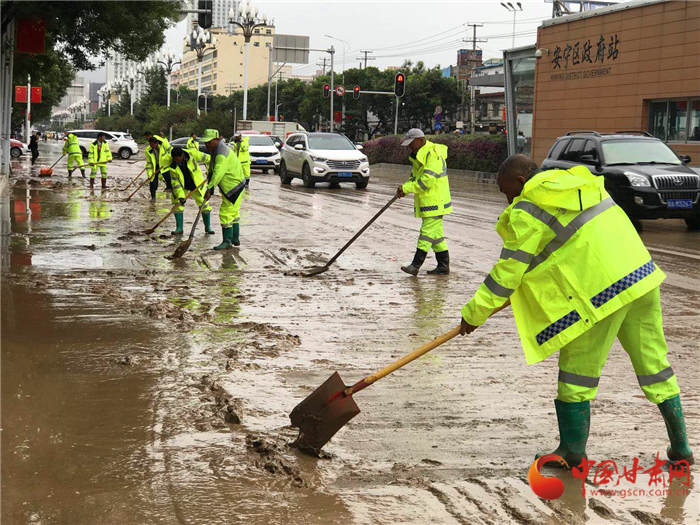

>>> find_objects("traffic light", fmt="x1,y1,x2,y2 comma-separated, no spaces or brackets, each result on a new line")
394,72,406,98
323,83,330,98
198,0,213,29
353,85,361,99
197,94,210,112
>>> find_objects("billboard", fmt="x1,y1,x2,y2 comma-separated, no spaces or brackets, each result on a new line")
458,49,483,67
272,35,310,65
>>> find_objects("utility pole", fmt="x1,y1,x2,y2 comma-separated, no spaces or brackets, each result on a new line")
317,58,328,75
357,50,375,69
463,24,486,135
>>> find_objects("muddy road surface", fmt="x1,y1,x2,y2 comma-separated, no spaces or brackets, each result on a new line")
2,144,699,524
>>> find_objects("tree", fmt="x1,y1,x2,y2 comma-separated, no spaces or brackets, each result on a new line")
2,1,182,70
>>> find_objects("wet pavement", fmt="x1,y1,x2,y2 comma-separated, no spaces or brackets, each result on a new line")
2,142,699,524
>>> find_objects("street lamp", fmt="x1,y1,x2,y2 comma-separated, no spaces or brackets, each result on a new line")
501,2,523,49
187,27,217,116
126,68,137,115
155,49,181,108
229,0,271,120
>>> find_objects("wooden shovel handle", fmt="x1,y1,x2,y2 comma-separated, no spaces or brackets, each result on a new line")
122,166,147,191
346,325,461,396
148,180,207,230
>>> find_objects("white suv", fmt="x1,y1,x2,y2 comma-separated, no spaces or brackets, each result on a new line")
245,134,281,174
279,132,370,189
70,129,139,159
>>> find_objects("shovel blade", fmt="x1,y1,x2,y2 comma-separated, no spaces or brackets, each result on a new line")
302,265,330,277
290,372,360,455
171,238,193,259
39,168,53,176
142,228,156,235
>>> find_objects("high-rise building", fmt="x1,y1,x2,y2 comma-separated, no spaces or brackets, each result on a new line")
185,0,239,34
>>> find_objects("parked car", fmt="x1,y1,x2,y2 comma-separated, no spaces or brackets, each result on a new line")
541,131,700,230
279,132,370,189
169,136,208,154
9,138,29,158
245,134,281,174
69,129,139,159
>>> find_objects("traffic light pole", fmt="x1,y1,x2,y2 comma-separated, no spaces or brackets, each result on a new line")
329,46,335,132
394,96,399,135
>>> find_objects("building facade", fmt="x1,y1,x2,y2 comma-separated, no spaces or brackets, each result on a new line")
531,0,700,162
179,26,275,96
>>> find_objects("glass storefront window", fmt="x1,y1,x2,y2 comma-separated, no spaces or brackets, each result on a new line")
668,101,687,141
650,101,667,141
649,99,699,143
504,47,536,157
690,100,700,142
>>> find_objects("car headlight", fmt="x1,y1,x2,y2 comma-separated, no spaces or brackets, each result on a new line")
624,172,651,187
310,155,328,163
360,156,368,163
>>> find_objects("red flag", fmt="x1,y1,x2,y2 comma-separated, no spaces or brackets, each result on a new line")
30,87,42,103
334,111,342,123
16,18,46,54
15,86,27,103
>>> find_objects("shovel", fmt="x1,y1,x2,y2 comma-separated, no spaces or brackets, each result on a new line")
124,166,163,202
121,166,147,191
39,154,65,176
303,194,399,277
143,180,206,235
170,194,211,259
290,325,461,455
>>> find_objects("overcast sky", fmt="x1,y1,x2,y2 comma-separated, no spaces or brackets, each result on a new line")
83,0,559,83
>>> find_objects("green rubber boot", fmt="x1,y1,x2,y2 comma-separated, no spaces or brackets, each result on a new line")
171,212,184,235
202,212,215,234
232,223,240,246
658,395,694,465
214,226,233,250
536,400,590,469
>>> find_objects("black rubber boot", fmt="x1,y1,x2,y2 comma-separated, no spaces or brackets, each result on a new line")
536,400,590,470
67,169,74,178
427,250,450,275
658,395,694,465
401,249,428,276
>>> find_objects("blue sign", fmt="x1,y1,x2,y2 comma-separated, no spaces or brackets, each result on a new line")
434,121,443,131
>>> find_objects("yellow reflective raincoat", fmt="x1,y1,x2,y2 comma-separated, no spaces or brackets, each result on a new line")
402,140,452,218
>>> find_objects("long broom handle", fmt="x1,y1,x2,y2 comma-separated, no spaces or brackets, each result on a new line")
326,194,399,267
47,154,65,170
122,166,147,191
125,167,160,201
146,180,207,231
345,325,462,396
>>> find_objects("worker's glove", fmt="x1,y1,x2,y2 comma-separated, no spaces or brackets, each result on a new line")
459,317,478,336
396,185,405,198
179,198,186,205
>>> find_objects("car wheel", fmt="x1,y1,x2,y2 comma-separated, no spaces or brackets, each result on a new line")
302,163,315,188
10,147,21,158
356,178,369,189
262,169,269,174
279,161,293,185
685,215,700,231
273,167,280,174
119,148,131,160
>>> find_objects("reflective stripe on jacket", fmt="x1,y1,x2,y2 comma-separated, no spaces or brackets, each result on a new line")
461,165,665,364
62,134,81,155
207,140,245,197
88,140,113,164
187,137,198,150
402,140,452,218
169,148,210,200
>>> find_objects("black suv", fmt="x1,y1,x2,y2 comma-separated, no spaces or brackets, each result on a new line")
542,131,700,230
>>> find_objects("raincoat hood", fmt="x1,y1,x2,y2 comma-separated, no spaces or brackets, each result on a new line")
414,140,448,166
519,165,606,212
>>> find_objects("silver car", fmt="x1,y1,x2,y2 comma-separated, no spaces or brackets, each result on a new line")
279,132,370,189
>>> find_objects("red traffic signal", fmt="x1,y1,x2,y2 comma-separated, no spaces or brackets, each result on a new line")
323,84,330,98
353,85,361,99
394,72,405,98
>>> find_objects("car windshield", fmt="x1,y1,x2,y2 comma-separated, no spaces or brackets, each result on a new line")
248,136,273,146
122,134,133,141
308,134,355,150
602,140,681,165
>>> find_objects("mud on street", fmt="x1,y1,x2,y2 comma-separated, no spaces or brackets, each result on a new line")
2,142,699,524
